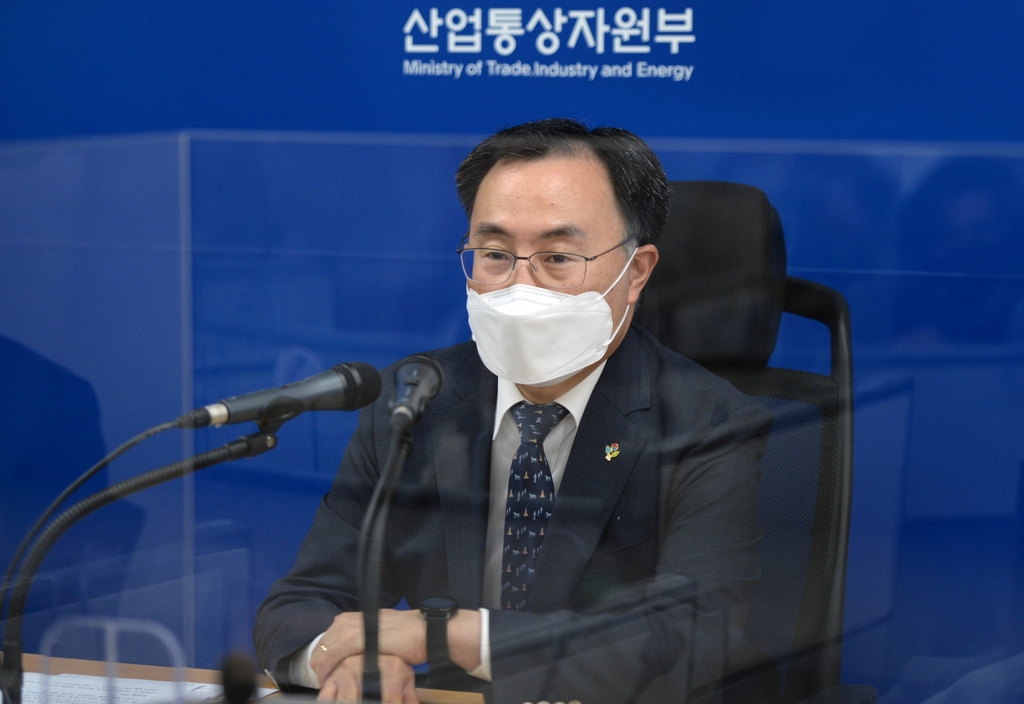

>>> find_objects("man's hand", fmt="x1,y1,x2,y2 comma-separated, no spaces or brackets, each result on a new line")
308,607,483,693
447,609,482,673
310,609,427,686
316,654,418,704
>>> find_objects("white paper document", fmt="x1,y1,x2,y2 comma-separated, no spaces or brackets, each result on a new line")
22,671,276,703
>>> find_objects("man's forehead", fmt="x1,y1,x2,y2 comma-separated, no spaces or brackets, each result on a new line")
469,221,588,242
471,154,616,212
466,154,623,250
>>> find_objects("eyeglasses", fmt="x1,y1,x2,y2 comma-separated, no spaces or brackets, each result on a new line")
457,236,635,289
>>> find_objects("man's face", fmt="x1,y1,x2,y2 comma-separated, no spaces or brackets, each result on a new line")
465,154,640,330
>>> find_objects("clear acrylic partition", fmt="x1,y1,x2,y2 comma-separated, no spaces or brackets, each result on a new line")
0,136,193,670
37,616,187,704
2,133,1023,699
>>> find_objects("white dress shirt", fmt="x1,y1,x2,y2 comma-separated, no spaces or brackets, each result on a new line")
285,363,607,688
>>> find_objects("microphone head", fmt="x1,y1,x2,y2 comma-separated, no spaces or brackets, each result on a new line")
220,652,256,704
332,361,383,410
390,355,443,427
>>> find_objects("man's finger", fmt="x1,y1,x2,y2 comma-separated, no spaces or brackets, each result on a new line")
402,671,419,704
336,655,363,704
319,655,363,703
317,679,338,703
377,654,417,704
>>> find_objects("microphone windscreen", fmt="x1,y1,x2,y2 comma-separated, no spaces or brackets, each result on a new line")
220,652,257,704
334,361,383,410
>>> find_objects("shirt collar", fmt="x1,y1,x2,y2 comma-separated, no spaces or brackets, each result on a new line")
492,362,608,440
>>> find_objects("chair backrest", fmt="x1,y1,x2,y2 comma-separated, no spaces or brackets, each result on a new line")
637,180,854,704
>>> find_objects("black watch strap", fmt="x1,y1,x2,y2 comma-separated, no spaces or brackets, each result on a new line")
420,597,459,668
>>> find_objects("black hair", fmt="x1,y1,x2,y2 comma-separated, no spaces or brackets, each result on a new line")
455,118,670,247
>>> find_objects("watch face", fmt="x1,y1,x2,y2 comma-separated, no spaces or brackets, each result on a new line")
420,596,459,614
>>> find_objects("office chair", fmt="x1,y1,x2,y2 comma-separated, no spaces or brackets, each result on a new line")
637,181,873,704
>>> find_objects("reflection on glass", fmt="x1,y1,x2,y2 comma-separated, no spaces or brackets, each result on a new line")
3,131,1023,702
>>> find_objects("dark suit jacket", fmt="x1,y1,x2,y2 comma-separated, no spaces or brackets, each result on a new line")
254,325,772,704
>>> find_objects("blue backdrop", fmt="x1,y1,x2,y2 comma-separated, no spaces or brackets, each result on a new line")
1,3,1023,701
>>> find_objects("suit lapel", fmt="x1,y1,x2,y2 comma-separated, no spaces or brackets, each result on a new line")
428,353,496,609
530,329,655,612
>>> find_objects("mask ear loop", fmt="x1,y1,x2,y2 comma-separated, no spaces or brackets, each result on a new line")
601,248,639,298
601,248,639,341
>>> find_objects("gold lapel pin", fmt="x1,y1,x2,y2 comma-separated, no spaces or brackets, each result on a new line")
604,443,620,461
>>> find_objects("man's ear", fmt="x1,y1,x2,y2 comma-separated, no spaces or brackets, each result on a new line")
627,244,659,305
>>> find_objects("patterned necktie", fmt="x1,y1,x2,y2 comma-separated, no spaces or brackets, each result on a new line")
501,401,568,610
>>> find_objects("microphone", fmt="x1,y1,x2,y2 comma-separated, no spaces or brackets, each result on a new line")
221,652,257,704
178,362,382,429
360,355,442,701
389,355,443,430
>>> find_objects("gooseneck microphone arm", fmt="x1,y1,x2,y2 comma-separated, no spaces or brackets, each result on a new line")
0,419,179,639
0,429,278,704
357,355,442,702
356,431,413,702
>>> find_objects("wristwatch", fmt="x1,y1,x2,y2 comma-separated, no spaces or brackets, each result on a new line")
419,596,460,670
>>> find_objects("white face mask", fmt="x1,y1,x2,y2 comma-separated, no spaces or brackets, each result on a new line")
466,250,636,386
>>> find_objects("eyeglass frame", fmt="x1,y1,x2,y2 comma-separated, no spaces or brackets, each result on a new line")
456,234,637,289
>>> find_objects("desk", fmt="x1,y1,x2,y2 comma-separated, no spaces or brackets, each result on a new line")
23,654,483,703
23,654,269,688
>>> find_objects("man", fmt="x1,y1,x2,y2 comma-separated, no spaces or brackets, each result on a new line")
254,119,772,704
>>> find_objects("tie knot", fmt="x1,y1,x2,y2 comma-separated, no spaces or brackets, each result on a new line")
512,402,568,444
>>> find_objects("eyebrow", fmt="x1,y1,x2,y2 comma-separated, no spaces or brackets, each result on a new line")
471,222,588,242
